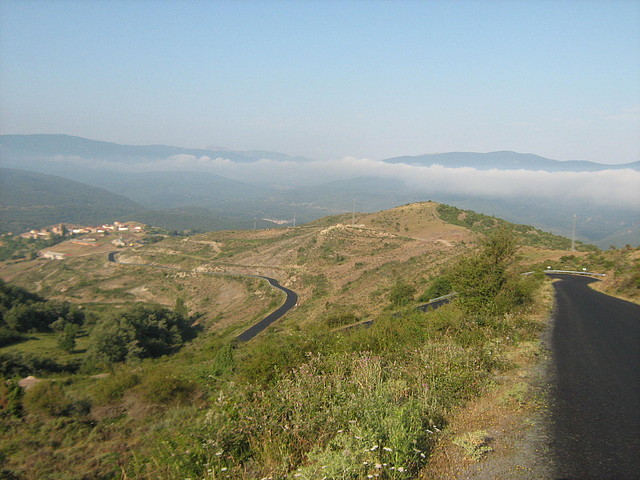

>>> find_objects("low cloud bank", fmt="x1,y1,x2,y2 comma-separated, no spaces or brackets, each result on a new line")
52,153,640,210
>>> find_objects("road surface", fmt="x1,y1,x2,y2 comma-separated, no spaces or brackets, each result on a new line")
549,274,640,479
108,251,298,342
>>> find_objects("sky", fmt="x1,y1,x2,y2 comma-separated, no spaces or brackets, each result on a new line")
1,0,639,164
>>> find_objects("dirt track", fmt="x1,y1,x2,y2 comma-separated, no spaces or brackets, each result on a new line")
549,274,640,479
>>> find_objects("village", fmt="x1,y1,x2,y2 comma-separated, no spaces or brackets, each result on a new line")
18,221,148,260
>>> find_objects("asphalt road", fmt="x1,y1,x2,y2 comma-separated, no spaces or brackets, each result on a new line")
234,277,298,342
108,251,298,342
548,274,640,479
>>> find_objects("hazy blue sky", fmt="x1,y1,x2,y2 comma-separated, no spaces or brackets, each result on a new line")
1,0,639,163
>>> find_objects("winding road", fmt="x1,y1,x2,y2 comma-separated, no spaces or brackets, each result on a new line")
107,252,298,342
548,274,640,479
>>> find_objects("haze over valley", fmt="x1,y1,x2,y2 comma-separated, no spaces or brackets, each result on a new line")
1,134,638,248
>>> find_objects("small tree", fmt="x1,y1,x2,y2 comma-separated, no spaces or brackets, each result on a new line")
174,296,188,319
388,280,417,307
57,323,79,353
450,228,530,315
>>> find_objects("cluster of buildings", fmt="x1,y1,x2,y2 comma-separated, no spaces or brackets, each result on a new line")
20,221,144,240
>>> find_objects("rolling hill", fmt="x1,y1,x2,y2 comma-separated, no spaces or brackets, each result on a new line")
2,199,636,480
384,151,640,171
0,169,268,234
0,133,311,166
2,134,638,247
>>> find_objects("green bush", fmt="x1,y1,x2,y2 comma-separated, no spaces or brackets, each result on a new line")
0,328,26,347
0,352,70,377
0,378,23,417
90,369,141,404
85,304,195,366
449,228,540,315
325,312,359,327
388,280,416,306
22,381,69,417
419,276,453,301
136,371,197,405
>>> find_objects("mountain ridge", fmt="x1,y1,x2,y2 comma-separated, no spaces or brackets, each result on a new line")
0,134,312,165
384,150,640,172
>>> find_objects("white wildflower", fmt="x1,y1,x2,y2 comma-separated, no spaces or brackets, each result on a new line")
383,447,392,452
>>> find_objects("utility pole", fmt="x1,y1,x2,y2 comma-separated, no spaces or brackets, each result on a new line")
352,198,356,225
571,214,577,251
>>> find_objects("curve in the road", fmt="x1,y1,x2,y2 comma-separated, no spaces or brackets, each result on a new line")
548,274,640,479
107,251,298,342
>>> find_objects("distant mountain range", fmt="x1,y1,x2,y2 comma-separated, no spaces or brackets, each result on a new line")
1,134,638,247
384,151,640,172
0,134,312,165
0,168,270,234
2,134,637,171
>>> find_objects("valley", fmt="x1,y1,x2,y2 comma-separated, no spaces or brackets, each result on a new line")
2,200,637,479
2,135,639,247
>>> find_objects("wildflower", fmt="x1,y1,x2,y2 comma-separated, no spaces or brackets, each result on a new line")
426,429,434,434
375,463,382,469
383,447,392,452
367,476,374,479
397,467,405,472
337,429,344,433
370,445,379,451
221,468,228,472
215,451,223,456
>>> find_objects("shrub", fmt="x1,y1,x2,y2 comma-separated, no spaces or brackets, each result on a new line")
57,323,79,353
419,276,453,301
0,328,26,347
136,371,197,405
85,304,195,365
325,312,359,327
0,352,69,377
0,378,23,417
388,280,416,306
449,228,536,315
22,381,69,417
90,369,141,404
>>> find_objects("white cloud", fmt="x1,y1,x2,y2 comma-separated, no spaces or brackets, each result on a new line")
50,153,640,210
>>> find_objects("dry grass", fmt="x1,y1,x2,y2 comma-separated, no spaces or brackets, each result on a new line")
419,282,555,480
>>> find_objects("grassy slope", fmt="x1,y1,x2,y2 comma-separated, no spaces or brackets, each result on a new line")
1,201,614,479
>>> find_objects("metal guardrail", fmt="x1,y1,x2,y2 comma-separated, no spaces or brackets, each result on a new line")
522,269,606,277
